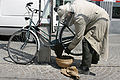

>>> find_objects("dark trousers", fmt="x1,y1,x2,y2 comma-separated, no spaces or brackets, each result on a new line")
81,38,99,67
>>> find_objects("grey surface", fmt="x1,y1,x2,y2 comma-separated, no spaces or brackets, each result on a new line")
110,19,120,34
0,34,120,80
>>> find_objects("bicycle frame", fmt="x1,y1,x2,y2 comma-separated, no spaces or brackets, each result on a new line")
24,2,75,47
24,7,60,47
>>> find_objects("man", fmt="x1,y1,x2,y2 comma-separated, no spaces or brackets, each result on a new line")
55,0,110,75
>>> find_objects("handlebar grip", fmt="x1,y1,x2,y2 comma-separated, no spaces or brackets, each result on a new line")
26,2,33,7
41,11,43,12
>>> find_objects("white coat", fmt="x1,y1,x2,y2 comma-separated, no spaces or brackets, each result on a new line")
57,0,110,61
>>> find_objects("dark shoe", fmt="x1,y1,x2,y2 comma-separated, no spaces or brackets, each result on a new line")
78,66,90,75
78,66,96,76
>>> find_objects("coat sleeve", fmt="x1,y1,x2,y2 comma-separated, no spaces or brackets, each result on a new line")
68,16,86,50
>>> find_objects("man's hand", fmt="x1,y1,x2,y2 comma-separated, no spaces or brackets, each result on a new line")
65,47,71,55
54,43,63,58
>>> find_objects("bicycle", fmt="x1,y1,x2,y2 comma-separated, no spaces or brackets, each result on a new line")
7,2,76,64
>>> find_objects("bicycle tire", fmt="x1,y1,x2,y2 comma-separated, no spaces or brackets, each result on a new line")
59,26,75,49
8,29,40,64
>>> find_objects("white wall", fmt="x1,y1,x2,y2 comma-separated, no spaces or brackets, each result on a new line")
0,0,50,35
0,0,50,27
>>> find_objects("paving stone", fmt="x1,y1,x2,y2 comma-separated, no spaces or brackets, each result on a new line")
0,34,119,80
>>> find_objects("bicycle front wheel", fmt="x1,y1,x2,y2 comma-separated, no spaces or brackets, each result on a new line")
59,26,75,49
8,29,39,64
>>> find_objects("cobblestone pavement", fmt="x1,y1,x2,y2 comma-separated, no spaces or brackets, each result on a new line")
0,34,120,80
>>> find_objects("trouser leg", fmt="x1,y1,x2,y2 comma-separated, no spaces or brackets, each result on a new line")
79,38,92,74
81,38,92,68
92,50,99,64
81,38,100,68
79,38,99,76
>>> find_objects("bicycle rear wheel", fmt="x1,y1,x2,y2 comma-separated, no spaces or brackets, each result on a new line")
8,29,39,64
59,26,75,49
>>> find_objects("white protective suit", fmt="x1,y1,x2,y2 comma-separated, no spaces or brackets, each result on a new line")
57,0,110,61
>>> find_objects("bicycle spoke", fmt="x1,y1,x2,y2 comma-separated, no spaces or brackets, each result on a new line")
8,29,39,64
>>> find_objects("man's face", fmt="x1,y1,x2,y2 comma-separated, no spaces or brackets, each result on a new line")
57,6,65,18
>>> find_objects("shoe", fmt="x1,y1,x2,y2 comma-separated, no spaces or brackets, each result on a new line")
79,68,96,76
78,66,90,75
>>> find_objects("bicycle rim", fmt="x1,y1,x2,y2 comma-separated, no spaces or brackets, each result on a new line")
8,29,39,64
59,26,75,49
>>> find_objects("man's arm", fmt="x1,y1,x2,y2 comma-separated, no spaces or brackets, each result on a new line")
68,16,86,50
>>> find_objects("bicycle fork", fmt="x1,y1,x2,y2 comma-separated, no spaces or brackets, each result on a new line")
20,41,27,50
20,31,31,50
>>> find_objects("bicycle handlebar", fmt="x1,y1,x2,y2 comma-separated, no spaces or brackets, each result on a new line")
26,2,43,14
26,2,33,7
